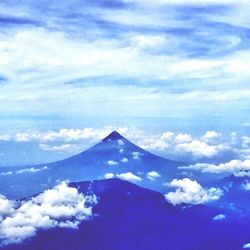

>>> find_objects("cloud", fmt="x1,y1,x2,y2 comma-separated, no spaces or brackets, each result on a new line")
0,171,13,176
0,0,250,133
201,131,221,143
0,135,11,141
181,160,250,175
121,157,128,163
116,172,142,183
146,171,161,181
165,178,223,205
176,140,227,158
117,139,124,146
0,195,16,221
243,243,250,249
104,173,115,179
134,130,231,161
41,128,112,142
107,160,119,166
242,181,250,191
213,214,226,220
16,166,48,174
1,167,48,176
39,143,79,152
132,152,143,160
0,182,96,245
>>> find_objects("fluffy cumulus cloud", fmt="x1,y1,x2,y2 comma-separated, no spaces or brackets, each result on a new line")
117,172,142,183
146,171,161,181
121,157,128,163
243,243,250,249
104,173,115,179
181,160,250,175
0,182,96,245
213,214,226,220
107,160,119,166
242,181,250,191
104,172,142,183
165,178,223,205
131,129,233,161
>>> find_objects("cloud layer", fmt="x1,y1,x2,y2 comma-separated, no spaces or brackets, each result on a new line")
0,0,250,138
0,182,96,245
1,127,250,165
181,160,250,176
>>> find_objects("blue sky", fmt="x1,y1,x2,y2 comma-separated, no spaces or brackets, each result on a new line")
0,0,250,165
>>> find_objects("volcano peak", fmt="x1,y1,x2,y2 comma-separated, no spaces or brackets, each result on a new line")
102,131,124,142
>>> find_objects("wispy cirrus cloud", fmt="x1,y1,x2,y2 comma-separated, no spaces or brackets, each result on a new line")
0,0,250,129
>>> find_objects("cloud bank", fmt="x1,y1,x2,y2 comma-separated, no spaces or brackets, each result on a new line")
181,160,250,176
0,182,96,245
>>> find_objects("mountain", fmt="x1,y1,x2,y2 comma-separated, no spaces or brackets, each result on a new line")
0,131,183,199
2,179,250,250
207,174,250,213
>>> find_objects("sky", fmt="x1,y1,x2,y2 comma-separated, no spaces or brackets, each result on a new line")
0,0,250,165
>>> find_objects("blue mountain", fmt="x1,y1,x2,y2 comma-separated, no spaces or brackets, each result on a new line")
0,131,183,199
207,174,250,214
2,179,250,250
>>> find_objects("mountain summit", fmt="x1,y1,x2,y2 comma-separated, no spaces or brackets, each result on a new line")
0,131,182,199
102,130,125,141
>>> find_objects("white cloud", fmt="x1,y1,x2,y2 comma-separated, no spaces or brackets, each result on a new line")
242,181,250,191
0,182,96,245
146,171,161,181
104,173,115,179
165,178,223,205
41,128,112,142
0,171,13,176
176,140,226,158
117,139,124,146
133,130,230,160
132,152,143,160
0,167,48,176
0,195,16,221
121,157,128,163
15,133,31,142
16,166,48,175
116,172,142,183
243,243,250,249
0,135,11,141
161,132,175,141
39,143,79,152
181,160,250,175
213,214,226,220
175,133,193,143
107,160,119,166
201,131,221,143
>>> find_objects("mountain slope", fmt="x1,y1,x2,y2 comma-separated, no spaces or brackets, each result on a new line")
0,131,183,199
2,179,249,250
